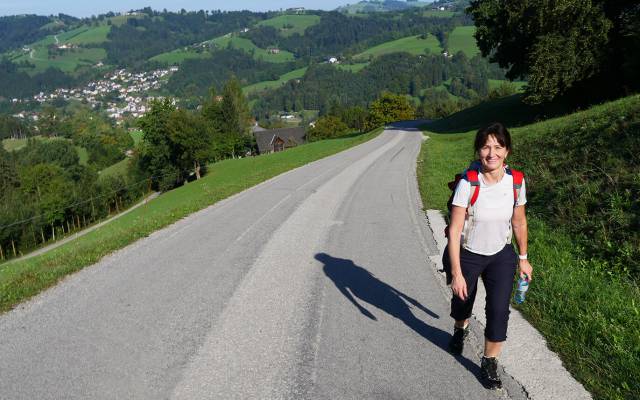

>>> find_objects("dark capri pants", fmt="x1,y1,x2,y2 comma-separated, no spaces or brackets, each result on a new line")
450,244,517,342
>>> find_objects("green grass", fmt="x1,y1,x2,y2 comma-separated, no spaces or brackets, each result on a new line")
423,93,571,133
422,10,456,17
210,34,295,63
75,146,89,165
0,128,383,313
6,25,110,74
417,96,640,400
98,158,130,180
334,62,369,73
2,137,30,152
448,26,480,57
150,47,212,64
129,130,144,145
65,25,111,45
257,14,321,37
2,136,88,165
243,67,308,95
13,45,106,74
488,79,527,91
354,34,442,60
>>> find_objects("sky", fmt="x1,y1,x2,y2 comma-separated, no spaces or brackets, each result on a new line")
0,0,357,17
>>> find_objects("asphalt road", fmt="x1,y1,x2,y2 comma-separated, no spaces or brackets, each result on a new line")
0,124,521,399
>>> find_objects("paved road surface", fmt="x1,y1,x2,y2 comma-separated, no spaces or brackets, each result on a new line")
0,125,523,399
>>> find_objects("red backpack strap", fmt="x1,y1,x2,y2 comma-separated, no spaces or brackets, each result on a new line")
507,168,524,206
465,169,481,206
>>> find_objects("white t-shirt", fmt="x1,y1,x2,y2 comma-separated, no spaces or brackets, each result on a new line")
451,169,527,255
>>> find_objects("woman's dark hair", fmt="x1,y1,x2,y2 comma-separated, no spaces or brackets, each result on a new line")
474,122,512,154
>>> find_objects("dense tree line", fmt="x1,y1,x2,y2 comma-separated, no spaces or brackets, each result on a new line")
0,15,55,53
469,0,640,104
0,115,32,140
242,10,464,58
252,51,502,118
165,48,298,98
0,58,80,99
0,138,144,260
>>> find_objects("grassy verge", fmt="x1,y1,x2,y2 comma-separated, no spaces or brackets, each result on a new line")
0,128,382,313
417,105,639,400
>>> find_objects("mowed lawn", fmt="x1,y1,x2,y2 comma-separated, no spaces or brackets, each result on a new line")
210,34,295,62
243,67,308,94
354,34,442,60
448,26,480,57
256,14,321,37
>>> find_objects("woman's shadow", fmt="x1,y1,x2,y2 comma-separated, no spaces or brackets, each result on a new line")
315,252,479,374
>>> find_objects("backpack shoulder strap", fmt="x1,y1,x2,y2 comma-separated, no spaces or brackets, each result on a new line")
465,169,481,206
506,167,524,205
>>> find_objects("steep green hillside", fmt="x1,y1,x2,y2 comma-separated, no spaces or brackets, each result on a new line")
8,24,110,74
257,14,321,37
150,47,212,65
354,34,442,60
448,26,480,57
419,94,640,400
243,67,308,95
210,34,295,63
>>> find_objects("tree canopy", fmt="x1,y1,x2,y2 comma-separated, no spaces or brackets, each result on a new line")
469,0,640,104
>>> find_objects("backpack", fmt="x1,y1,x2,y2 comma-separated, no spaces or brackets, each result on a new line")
440,162,524,284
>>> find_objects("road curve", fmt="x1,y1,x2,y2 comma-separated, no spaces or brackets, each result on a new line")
0,125,522,399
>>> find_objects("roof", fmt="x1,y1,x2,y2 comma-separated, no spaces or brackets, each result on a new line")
254,127,306,154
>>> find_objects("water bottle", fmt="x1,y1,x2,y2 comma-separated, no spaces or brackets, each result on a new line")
514,275,529,304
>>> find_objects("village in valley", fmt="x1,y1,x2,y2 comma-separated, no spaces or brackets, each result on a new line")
10,66,179,125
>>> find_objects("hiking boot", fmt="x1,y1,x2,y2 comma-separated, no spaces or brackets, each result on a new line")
480,356,502,390
448,324,469,355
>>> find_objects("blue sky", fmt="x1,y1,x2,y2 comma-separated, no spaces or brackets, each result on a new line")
0,1,358,17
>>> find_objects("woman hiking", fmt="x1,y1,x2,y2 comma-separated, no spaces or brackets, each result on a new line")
446,122,533,389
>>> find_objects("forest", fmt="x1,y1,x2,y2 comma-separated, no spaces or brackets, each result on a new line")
251,50,504,118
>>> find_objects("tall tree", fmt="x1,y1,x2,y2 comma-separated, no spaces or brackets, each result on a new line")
137,98,179,190
219,78,253,158
468,0,640,104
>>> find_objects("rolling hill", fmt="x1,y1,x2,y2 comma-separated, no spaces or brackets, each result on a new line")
256,14,321,37
354,34,442,60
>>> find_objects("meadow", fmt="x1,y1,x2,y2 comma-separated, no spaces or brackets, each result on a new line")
243,67,308,95
256,14,321,37
448,26,480,57
354,34,442,60
210,34,295,63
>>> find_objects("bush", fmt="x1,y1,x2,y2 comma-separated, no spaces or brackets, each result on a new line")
307,116,349,142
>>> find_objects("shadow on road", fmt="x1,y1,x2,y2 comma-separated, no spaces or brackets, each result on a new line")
315,252,480,376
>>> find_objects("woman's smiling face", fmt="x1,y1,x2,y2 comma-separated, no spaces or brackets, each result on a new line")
478,134,509,173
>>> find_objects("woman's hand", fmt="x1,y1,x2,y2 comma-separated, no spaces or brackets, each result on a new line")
518,259,533,281
451,275,468,301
